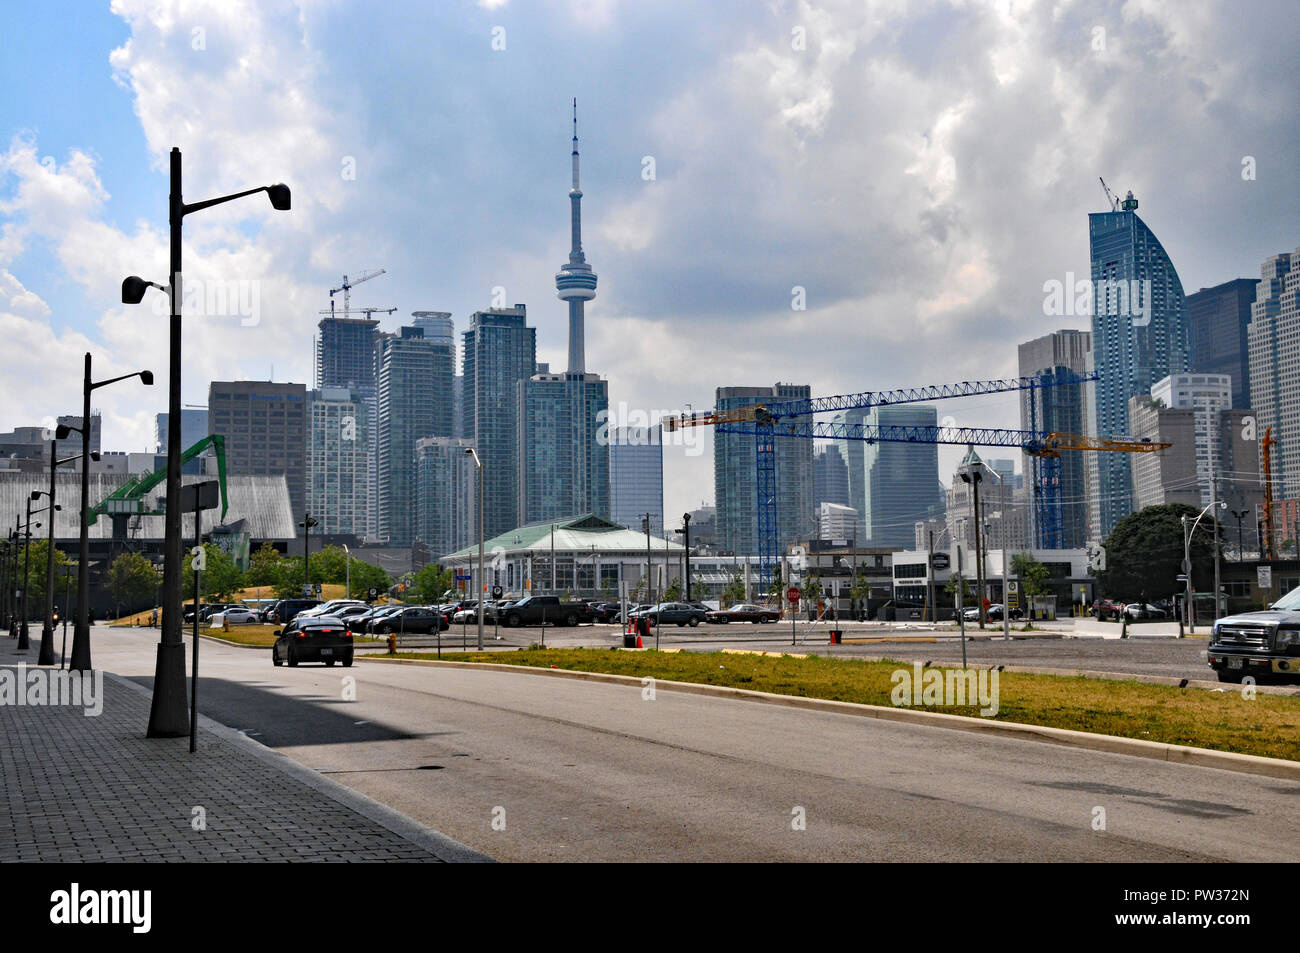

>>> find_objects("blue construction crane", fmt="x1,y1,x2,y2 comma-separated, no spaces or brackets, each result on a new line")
665,373,1107,597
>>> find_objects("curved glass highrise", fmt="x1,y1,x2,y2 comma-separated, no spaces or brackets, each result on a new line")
1087,198,1191,539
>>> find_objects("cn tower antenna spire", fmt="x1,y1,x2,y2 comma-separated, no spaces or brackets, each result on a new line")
557,96,596,374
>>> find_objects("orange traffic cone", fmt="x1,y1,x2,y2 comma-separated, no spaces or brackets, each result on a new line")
635,634,643,648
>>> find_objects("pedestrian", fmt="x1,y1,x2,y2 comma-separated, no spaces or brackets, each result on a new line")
151,607,158,628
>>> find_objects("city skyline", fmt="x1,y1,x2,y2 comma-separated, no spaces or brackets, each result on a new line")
2,2,1298,528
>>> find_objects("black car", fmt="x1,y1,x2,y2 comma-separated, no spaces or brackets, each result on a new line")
272,616,353,667
371,606,449,635
349,605,397,633
271,599,323,624
1208,587,1300,683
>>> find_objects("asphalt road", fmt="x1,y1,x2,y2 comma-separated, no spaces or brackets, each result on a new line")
90,625,1299,862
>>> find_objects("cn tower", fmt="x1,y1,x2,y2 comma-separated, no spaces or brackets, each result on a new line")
555,97,597,374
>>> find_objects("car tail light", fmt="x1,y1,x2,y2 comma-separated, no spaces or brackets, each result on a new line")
297,632,306,638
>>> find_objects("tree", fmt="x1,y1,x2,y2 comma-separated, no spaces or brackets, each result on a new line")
850,567,872,618
410,563,454,605
244,542,283,587
17,539,70,617
722,572,746,606
663,577,682,601
183,542,244,602
105,551,158,617
308,545,349,583
1099,503,1218,602
945,571,974,602
1012,551,1051,599
629,574,647,603
347,559,391,600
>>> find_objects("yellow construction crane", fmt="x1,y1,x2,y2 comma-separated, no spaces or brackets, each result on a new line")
1033,432,1171,458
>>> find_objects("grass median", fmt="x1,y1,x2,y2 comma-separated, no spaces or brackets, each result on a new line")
374,646,1300,762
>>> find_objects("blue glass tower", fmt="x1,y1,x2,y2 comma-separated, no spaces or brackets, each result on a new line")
1087,193,1190,539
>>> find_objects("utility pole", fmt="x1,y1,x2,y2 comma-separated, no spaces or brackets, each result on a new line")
927,530,936,624
642,514,653,604
675,513,692,601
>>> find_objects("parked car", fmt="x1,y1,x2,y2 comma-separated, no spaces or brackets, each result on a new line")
258,601,281,622
1207,586,1300,683
706,604,780,624
1091,599,1125,621
270,599,323,624
299,599,366,620
1124,602,1167,620
451,601,481,625
272,615,353,668
498,596,592,627
371,606,449,635
962,604,1022,622
209,606,260,626
638,602,708,627
356,605,403,633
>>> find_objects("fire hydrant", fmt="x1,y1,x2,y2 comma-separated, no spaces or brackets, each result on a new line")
387,632,397,655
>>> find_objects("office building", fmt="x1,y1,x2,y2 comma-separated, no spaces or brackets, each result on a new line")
1086,192,1192,538
1248,248,1300,498
208,380,307,518
306,387,370,537
813,444,850,509
376,326,455,545
1189,278,1259,411
609,426,663,536
1150,373,1233,507
154,409,205,454
415,436,477,558
714,384,814,555
818,502,859,540
462,305,537,538
1018,329,1091,548
518,372,610,523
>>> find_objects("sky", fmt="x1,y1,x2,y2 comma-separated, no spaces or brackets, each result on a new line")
1,0,1298,528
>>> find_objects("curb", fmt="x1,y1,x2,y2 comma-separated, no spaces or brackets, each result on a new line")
105,672,492,863
358,655,1300,781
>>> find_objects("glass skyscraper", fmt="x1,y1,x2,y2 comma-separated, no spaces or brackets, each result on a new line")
376,325,454,545
415,436,477,557
1248,249,1300,498
1019,329,1091,548
1189,278,1260,412
856,404,945,548
462,305,536,538
518,372,611,524
307,386,370,537
609,426,663,536
714,384,814,555
1087,197,1191,539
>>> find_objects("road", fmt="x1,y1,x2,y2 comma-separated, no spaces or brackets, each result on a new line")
88,625,1299,862
393,621,1227,682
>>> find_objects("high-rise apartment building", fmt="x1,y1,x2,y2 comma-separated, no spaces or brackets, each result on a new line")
1189,278,1259,411
1150,373,1232,507
1087,193,1191,539
208,381,307,518
376,326,454,545
609,426,663,536
1018,329,1091,548
462,305,536,537
415,436,477,557
315,314,381,536
518,372,610,523
1248,248,1300,498
813,444,850,509
306,387,370,537
714,384,814,555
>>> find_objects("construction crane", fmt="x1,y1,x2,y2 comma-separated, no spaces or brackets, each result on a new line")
317,305,396,321
678,373,1169,594
89,435,229,539
1099,177,1139,213
328,269,386,317
1262,426,1278,559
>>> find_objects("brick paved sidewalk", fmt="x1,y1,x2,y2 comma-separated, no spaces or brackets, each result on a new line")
0,641,488,862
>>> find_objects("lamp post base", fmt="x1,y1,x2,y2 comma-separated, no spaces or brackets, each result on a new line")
17,620,29,651
69,622,92,672
146,640,190,737
37,622,55,665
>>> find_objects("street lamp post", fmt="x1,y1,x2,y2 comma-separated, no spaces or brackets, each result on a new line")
1182,499,1226,635
60,364,150,672
123,147,289,737
465,448,484,650
1231,508,1249,562
675,512,691,602
61,563,74,667
299,513,319,597
19,493,55,651
342,543,351,599
39,439,101,666
958,452,987,629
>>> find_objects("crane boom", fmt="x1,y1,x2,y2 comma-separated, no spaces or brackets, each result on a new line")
664,373,1098,432
89,435,229,531
328,268,386,316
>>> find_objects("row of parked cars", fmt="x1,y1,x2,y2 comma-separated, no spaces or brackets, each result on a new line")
1091,599,1172,621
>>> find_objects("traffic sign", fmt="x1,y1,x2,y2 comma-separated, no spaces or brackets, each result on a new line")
1258,566,1273,589
786,586,801,604
931,552,951,570
455,573,472,581
367,587,379,600
492,585,504,598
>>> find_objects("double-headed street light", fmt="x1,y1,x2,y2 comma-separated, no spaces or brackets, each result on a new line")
465,448,484,651
123,147,289,738
57,363,151,672
19,492,58,651
37,435,100,666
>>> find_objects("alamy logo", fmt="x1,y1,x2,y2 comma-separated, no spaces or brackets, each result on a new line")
50,884,151,933
890,662,999,717
0,664,103,716
1042,272,1153,326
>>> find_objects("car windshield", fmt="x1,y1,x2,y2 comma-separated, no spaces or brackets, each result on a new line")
1271,587,1300,610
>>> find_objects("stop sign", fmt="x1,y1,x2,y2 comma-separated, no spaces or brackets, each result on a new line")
786,586,801,603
